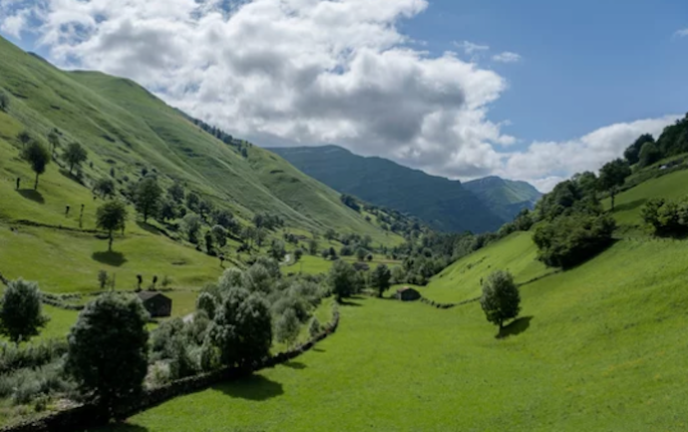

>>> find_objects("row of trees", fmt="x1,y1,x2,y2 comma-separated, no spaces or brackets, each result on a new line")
17,130,89,190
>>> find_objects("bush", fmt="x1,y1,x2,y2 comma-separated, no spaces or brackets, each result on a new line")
0,339,68,375
533,213,616,269
641,197,688,236
0,279,49,344
0,362,74,405
309,317,321,338
275,309,300,346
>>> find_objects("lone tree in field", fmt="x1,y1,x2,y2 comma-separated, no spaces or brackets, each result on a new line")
480,270,521,332
93,178,116,199
96,200,127,251
0,90,8,112
371,264,392,298
0,279,49,345
47,129,60,154
66,293,149,418
134,176,163,223
599,158,631,211
328,259,357,302
63,142,88,174
22,141,50,190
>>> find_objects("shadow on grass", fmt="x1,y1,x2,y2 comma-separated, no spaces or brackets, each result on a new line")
92,251,127,267
339,299,362,307
89,423,149,432
136,220,164,236
283,361,306,370
58,168,85,185
17,189,45,204
613,198,647,213
311,347,326,353
215,374,284,401
497,316,533,339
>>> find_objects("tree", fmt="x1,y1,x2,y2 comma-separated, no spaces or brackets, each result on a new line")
63,142,88,174
134,176,163,222
97,270,109,289
21,141,50,190
308,239,319,255
294,248,303,262
0,90,8,112
268,240,286,261
181,213,202,243
209,287,272,366
17,131,31,148
328,260,357,301
186,192,200,212
480,270,520,331
211,225,228,248
0,279,49,345
309,317,321,338
167,182,185,203
638,141,661,168
96,200,127,251
598,158,631,211
66,293,149,417
275,309,300,346
204,230,214,253
355,247,368,262
624,134,654,165
198,200,213,219
196,292,217,320
213,209,234,230
371,264,392,298
47,129,60,154
159,199,178,221
93,177,116,198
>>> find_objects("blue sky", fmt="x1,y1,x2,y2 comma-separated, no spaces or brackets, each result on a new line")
0,0,686,190
402,0,688,142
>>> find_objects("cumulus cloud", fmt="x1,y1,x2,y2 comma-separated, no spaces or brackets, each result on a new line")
675,28,688,37
492,51,522,63
0,1,679,192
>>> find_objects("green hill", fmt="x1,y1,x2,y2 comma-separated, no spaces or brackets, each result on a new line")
0,35,404,293
463,175,542,222
269,145,507,233
110,165,688,432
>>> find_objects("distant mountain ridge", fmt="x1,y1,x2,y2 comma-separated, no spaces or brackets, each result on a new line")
269,145,540,233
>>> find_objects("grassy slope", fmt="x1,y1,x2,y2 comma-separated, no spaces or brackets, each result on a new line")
108,169,688,431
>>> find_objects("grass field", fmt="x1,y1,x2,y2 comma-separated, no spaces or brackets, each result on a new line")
94,168,688,432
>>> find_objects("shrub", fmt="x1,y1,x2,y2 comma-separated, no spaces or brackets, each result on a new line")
196,292,217,320
0,279,49,344
0,362,74,405
0,339,68,375
641,197,688,236
533,213,616,269
66,293,149,417
275,309,300,346
328,260,357,301
480,270,520,331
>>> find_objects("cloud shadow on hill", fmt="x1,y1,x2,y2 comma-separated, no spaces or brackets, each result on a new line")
17,189,45,204
497,316,533,339
215,375,284,401
92,251,127,267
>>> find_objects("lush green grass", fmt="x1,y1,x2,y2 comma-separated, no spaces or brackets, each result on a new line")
421,231,552,303
105,234,688,431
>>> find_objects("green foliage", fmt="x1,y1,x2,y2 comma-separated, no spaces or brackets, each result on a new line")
371,264,391,298
93,177,116,198
96,200,127,251
167,182,185,203
640,197,688,236
21,141,50,190
599,158,631,210
211,225,227,248
0,339,67,375
196,292,217,320
638,141,661,168
66,293,149,415
340,194,360,212
656,114,688,157
0,362,74,406
275,309,300,346
480,270,520,329
624,133,655,165
47,129,60,153
134,176,163,222
97,270,108,289
159,199,178,221
308,317,321,338
181,213,202,243
0,90,8,112
209,287,272,367
62,142,88,174
533,213,616,269
328,260,357,301
268,239,286,261
0,279,48,344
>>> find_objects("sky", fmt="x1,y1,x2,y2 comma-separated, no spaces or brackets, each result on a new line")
1,0,686,191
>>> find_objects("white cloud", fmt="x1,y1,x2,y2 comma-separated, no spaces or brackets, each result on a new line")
675,28,688,38
0,1,31,38
0,1,679,193
455,40,490,55
492,51,522,63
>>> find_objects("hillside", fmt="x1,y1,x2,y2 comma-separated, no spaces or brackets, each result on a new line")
269,145,506,233
105,168,688,431
0,35,401,246
463,176,542,222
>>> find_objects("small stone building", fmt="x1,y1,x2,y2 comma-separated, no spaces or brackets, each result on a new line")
396,287,421,302
137,291,172,318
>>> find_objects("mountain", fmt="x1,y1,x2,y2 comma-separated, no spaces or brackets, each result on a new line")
269,145,506,233
463,176,542,222
0,35,402,246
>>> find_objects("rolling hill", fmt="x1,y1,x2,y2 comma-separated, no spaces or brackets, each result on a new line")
269,145,539,233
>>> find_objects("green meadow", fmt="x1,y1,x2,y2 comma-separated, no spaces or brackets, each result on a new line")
97,167,688,432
